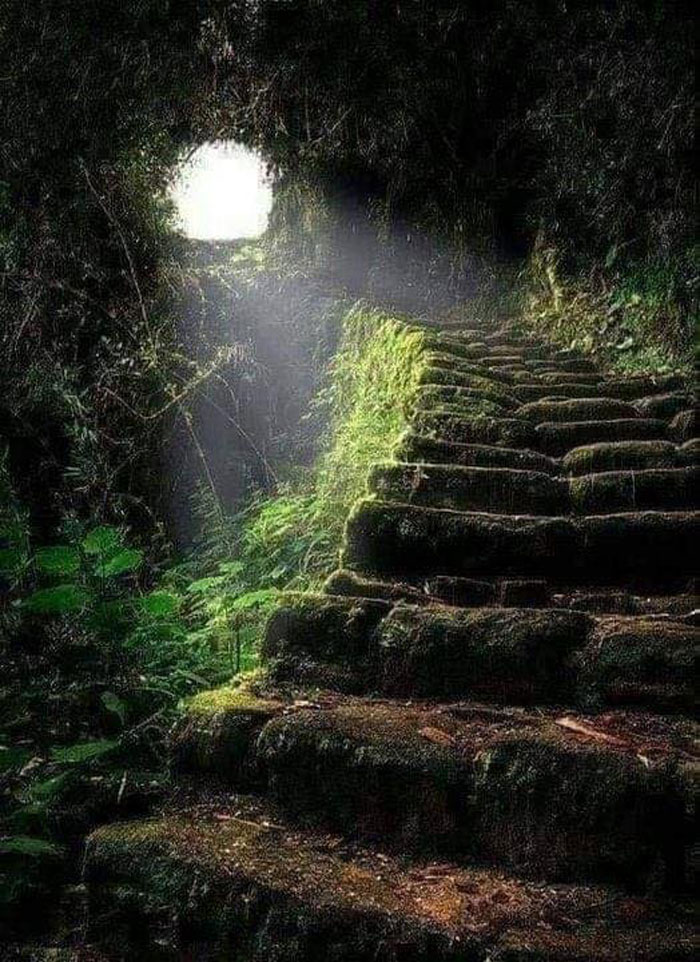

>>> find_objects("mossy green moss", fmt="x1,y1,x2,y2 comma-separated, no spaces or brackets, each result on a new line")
577,617,697,712
517,397,640,422
394,431,559,474
561,439,678,475
377,605,592,701
342,498,698,586
368,461,567,514
535,418,667,456
413,411,537,447
417,383,514,415
569,466,698,513
170,681,283,780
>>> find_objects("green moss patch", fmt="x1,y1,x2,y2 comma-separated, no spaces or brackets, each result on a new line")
368,462,567,514
535,418,667,456
342,499,698,587
394,432,560,474
517,397,640,423
569,466,698,513
577,616,698,712
562,440,679,475
377,606,592,702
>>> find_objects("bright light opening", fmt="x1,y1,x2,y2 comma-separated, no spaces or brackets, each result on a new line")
170,142,272,240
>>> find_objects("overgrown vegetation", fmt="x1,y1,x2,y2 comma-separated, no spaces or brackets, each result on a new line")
0,0,694,948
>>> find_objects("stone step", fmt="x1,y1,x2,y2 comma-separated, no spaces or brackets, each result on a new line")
418,367,521,403
514,382,617,401
394,431,560,474
539,371,604,384
535,419,668,455
263,596,696,711
514,376,686,403
413,411,539,447
170,689,697,891
599,376,687,401
520,356,597,374
561,440,681,475
368,462,568,514
635,393,695,421
678,438,699,463
342,500,698,588
324,569,699,619
423,352,518,384
324,568,498,607
570,467,698,514
416,383,518,413
369,462,697,514
517,398,642,422
670,408,696,441
551,587,699,617
83,796,699,961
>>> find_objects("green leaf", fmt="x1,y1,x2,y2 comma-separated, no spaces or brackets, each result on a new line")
0,746,32,774
186,576,224,594
50,739,118,765
21,583,92,614
100,691,127,725
82,526,122,556
141,590,179,617
0,548,24,574
25,773,71,801
0,836,63,858
218,561,245,576
35,545,81,577
98,548,143,578
230,588,278,611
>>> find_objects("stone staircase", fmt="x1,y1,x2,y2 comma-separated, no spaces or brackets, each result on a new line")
84,321,698,960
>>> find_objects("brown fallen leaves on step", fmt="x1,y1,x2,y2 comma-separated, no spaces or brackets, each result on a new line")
418,726,456,747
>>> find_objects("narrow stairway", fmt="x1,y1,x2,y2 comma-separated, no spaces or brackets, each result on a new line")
84,321,698,960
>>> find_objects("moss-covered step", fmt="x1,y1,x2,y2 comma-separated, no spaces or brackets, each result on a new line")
596,375,687,400
534,419,668,455
342,500,699,586
516,398,641,422
635,392,695,421
367,462,568,514
417,366,521,401
258,594,392,691
550,587,699,617
262,595,697,710
575,616,698,712
324,568,498,607
394,432,560,474
263,596,593,701
413,411,537,447
513,382,619,401
422,352,519,384
325,570,697,619
569,466,698,514
374,604,593,702
169,695,697,889
84,798,699,962
416,383,517,414
678,438,699,464
539,371,604,385
561,440,680,475
670,408,696,441
170,684,284,783
527,356,597,374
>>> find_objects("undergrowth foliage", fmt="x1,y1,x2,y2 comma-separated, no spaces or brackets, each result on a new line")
174,305,429,665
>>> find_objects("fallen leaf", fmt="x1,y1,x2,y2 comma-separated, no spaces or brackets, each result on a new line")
418,726,456,747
